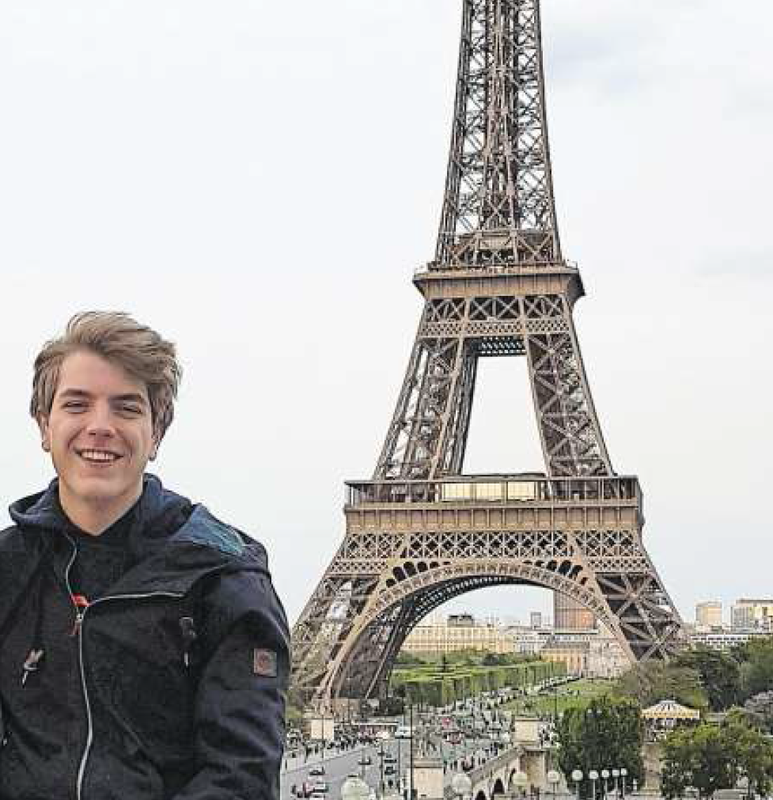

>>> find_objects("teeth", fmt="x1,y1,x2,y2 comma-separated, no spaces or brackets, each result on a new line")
80,450,119,462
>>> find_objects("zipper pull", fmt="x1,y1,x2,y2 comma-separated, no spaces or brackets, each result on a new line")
21,649,45,685
70,594,90,636
70,612,84,637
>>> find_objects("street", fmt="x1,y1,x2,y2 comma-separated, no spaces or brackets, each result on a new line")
282,731,505,800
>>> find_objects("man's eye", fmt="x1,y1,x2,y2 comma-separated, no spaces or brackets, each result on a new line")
63,402,86,410
119,405,142,415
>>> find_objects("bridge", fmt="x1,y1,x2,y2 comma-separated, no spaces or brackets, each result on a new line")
441,743,554,800
406,719,557,800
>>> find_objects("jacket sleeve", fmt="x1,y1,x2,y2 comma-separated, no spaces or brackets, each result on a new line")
171,568,290,800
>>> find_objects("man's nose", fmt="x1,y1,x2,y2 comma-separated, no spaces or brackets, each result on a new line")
85,402,116,436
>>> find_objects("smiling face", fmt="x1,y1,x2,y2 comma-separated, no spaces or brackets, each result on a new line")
38,349,158,531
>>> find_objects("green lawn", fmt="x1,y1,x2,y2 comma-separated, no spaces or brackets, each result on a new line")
502,678,613,718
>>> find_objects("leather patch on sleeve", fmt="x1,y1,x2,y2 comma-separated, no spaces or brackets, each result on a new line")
253,648,278,677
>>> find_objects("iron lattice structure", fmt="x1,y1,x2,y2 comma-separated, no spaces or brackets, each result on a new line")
292,0,684,708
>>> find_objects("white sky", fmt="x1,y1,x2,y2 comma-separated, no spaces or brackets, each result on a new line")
1,0,771,628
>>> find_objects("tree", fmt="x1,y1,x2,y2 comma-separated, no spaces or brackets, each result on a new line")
557,697,644,798
675,648,740,711
375,695,405,717
661,725,733,799
744,691,773,732
285,685,309,729
661,712,773,799
737,638,773,700
722,709,773,797
614,661,708,711
395,651,428,667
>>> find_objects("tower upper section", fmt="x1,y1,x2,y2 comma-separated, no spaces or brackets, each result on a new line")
433,0,562,271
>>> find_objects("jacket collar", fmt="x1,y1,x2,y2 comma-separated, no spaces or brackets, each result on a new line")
101,505,268,598
5,475,268,599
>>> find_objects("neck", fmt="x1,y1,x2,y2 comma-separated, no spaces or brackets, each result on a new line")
58,483,142,535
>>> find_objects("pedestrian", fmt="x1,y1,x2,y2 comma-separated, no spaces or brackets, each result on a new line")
0,312,290,799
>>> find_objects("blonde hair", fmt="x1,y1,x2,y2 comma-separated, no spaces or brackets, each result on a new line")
30,311,182,441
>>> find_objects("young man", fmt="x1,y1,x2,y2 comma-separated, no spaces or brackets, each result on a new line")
0,311,289,799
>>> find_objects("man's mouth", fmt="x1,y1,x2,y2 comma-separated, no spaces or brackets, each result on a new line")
77,449,123,465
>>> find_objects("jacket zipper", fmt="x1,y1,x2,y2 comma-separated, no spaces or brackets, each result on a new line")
61,533,184,800
74,592,184,800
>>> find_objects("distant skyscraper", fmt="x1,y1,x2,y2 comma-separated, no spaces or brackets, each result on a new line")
696,601,722,628
554,593,596,631
732,599,773,631
530,612,543,629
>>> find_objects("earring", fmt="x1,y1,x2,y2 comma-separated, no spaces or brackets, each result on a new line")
41,440,50,452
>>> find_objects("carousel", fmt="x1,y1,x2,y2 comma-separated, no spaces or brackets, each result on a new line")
641,699,700,739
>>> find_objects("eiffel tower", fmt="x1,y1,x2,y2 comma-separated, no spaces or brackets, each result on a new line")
291,0,684,708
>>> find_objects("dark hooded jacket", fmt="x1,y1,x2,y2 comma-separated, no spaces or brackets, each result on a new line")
0,475,289,800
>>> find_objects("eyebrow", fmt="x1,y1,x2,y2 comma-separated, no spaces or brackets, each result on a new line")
57,389,149,407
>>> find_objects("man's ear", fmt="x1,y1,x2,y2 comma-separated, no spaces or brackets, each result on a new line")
37,415,51,452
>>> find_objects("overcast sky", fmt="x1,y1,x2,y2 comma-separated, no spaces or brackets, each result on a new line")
1,0,770,629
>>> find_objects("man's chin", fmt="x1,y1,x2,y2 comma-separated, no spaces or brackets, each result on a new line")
63,476,138,507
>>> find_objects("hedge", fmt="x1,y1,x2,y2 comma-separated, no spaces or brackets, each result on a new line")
390,660,566,707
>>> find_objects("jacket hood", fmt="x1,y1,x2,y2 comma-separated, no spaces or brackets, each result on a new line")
7,474,269,597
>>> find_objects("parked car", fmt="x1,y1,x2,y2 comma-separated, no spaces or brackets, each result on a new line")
384,754,396,763
358,755,372,766
309,766,326,776
312,782,329,793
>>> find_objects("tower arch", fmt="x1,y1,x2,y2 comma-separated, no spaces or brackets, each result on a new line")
321,559,615,702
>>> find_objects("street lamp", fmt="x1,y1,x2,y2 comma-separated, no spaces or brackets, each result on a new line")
571,770,583,800
620,769,628,799
341,776,370,800
377,738,387,796
451,772,473,800
601,770,610,799
612,769,620,799
588,770,599,800
408,703,415,800
547,769,561,800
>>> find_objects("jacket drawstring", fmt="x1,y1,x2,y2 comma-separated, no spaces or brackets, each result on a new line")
179,616,198,668
21,545,53,686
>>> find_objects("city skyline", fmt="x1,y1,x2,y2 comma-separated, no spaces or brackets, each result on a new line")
1,0,771,627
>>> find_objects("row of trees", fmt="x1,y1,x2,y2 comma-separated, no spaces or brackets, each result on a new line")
557,697,644,799
394,649,536,669
556,694,773,799
661,710,773,799
613,638,773,724
390,658,564,708
601,637,773,798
